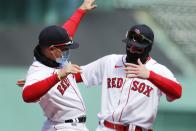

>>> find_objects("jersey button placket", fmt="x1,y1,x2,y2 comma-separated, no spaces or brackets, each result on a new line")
118,78,134,122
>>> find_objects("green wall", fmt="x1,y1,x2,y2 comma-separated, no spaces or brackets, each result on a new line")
0,67,195,131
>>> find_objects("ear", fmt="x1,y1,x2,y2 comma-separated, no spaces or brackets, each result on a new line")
47,46,55,56
47,46,56,59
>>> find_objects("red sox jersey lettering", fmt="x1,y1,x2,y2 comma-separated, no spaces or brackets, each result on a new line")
107,77,123,88
81,54,178,129
131,80,153,97
107,77,153,97
57,78,70,95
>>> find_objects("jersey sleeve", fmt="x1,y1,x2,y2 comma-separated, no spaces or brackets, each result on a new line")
22,65,60,103
62,9,86,38
151,64,178,83
24,66,52,89
80,56,109,87
149,64,182,101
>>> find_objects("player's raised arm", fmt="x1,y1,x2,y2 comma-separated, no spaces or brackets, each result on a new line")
63,0,97,38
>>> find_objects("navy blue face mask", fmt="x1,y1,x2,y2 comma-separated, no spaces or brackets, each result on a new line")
126,41,152,64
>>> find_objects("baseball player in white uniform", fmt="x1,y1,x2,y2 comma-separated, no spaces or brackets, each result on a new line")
21,0,97,131
75,24,182,131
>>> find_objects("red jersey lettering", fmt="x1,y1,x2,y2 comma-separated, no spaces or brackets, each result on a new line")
57,78,70,95
131,80,153,97
143,85,153,97
132,81,139,91
138,82,145,93
112,78,116,88
107,78,111,88
117,78,123,88
107,77,124,89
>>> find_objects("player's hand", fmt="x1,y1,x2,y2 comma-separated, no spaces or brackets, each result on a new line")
124,59,150,79
16,79,26,87
57,63,82,80
79,0,97,11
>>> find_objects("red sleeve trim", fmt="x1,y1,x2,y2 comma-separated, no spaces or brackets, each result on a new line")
62,8,86,38
74,73,83,83
22,74,60,103
77,8,87,14
148,71,182,100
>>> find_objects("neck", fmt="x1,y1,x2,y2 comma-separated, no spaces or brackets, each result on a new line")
34,45,60,68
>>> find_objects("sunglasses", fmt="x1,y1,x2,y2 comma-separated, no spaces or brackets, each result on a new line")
50,43,69,52
127,31,152,44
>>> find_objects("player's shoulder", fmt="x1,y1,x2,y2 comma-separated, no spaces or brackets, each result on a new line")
88,54,124,67
29,60,45,70
31,60,43,67
28,60,54,74
103,54,124,60
147,58,173,75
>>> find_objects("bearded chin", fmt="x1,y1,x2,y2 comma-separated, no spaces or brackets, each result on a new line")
126,49,149,64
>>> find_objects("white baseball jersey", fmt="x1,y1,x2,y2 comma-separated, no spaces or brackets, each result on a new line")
23,60,86,122
81,54,178,129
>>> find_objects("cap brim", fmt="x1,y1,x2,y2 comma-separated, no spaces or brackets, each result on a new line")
68,41,79,49
122,39,149,48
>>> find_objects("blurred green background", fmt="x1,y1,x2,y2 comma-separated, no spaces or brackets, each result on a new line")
0,0,196,131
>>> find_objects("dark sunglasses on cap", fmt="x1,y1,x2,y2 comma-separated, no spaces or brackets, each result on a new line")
50,42,70,51
127,30,152,44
